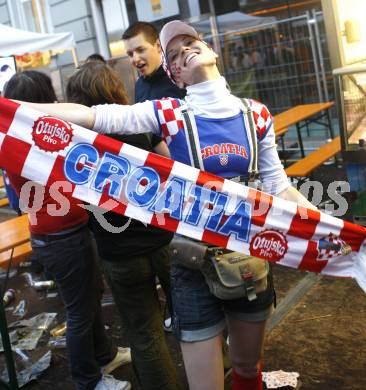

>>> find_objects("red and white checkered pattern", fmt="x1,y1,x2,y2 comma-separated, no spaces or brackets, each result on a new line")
250,99,272,139
0,97,366,292
154,97,273,144
154,98,184,145
219,154,228,166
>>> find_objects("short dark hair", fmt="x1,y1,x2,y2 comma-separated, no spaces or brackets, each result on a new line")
66,62,129,107
122,21,159,45
3,70,57,103
85,53,106,63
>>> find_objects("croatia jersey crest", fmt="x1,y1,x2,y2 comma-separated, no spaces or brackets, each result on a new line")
317,233,352,260
219,154,228,166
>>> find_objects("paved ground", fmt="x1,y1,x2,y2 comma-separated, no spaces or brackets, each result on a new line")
265,272,366,390
1,256,365,390
0,138,365,389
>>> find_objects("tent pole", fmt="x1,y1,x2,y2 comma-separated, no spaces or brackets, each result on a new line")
70,48,79,68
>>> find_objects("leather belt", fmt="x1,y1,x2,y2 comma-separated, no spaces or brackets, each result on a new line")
30,224,87,243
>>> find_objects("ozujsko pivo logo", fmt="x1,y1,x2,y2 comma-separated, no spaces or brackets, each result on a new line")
1,97,366,293
250,229,288,261
32,116,73,152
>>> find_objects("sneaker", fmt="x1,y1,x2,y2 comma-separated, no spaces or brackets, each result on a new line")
95,374,131,390
163,317,172,332
102,347,132,375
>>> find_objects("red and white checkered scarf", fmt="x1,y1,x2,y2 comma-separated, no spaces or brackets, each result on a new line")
0,97,365,291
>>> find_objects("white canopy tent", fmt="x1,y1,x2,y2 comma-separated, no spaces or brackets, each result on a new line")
0,24,77,66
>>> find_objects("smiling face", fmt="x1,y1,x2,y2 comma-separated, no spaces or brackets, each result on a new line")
166,35,219,87
124,32,162,77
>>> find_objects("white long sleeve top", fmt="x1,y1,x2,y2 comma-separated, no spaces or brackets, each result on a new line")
93,77,289,195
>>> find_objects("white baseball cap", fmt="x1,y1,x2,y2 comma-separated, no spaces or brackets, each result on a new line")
159,20,200,56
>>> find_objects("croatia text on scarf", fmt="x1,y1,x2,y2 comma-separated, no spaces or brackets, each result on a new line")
0,97,365,291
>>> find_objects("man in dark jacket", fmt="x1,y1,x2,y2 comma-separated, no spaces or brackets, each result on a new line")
122,21,185,331
122,21,185,103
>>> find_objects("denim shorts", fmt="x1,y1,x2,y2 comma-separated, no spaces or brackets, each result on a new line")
170,261,275,342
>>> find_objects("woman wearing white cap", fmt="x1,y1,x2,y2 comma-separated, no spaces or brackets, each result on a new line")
16,20,315,390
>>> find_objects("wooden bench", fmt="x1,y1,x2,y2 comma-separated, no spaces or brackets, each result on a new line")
0,214,30,269
274,102,335,158
0,198,9,207
0,242,32,269
275,127,289,138
274,127,289,165
285,136,341,178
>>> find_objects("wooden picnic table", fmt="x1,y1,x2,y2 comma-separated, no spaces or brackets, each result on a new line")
0,213,31,269
0,214,29,254
274,102,335,158
0,210,31,270
285,136,341,177
275,127,289,138
0,213,30,390
274,127,290,166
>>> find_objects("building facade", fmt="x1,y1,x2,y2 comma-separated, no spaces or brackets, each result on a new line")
0,0,323,66
1,0,328,105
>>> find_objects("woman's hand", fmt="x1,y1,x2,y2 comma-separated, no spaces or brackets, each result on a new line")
277,185,319,211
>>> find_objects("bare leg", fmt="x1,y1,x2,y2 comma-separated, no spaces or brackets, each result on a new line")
180,334,224,390
227,317,267,378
